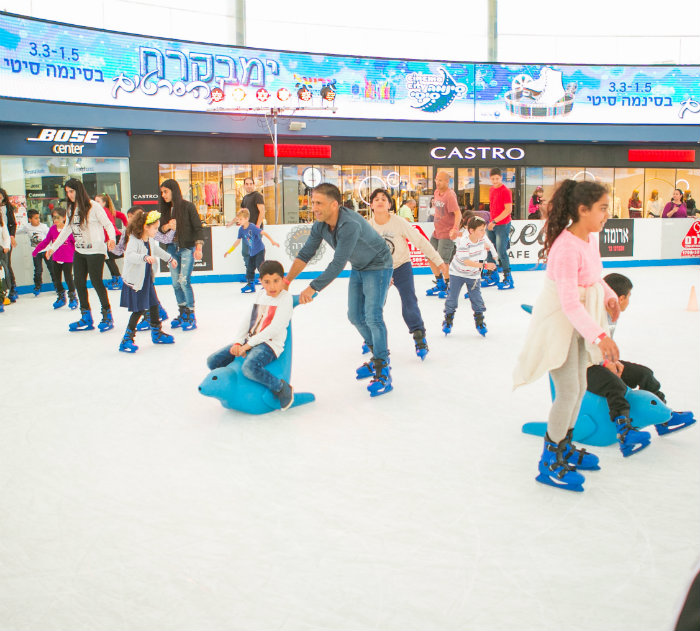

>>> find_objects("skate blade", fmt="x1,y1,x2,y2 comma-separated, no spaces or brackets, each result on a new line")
655,418,696,435
535,473,584,492
369,384,393,397
620,440,651,458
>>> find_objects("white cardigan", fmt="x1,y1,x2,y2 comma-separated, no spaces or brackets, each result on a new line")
513,278,609,389
122,237,173,291
50,200,115,256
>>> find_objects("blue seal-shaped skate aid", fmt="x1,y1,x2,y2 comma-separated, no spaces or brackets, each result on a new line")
519,303,672,446
522,377,672,446
198,294,315,414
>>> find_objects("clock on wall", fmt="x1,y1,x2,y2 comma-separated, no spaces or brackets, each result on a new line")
302,167,323,188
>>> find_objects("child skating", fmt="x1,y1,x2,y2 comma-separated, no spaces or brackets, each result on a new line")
118,210,178,353
368,188,448,360
33,208,77,310
442,214,498,337
206,260,294,410
586,272,696,455
224,208,279,293
514,180,620,493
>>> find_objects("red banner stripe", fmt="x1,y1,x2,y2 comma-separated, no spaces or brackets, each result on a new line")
628,149,696,162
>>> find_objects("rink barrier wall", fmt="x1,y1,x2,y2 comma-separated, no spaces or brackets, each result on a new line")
9,219,700,292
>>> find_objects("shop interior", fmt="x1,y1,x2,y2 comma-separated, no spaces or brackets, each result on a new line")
158,162,700,226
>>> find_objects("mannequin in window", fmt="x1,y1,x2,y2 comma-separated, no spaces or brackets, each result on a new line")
627,190,642,218
684,190,696,216
646,190,663,218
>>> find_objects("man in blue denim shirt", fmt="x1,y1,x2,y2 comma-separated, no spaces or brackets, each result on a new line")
285,183,394,397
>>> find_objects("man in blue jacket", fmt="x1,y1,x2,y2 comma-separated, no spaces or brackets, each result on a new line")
285,183,394,397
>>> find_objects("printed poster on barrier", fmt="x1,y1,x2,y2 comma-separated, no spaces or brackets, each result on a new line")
599,219,634,258
681,220,700,258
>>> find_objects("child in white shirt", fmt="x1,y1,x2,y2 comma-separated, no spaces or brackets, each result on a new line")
206,260,295,410
442,214,499,337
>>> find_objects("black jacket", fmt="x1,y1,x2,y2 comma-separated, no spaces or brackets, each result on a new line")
160,201,204,248
1,204,17,237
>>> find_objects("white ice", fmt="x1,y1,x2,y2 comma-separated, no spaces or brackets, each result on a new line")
1,266,699,631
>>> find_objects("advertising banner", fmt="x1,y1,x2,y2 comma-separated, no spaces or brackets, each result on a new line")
2,13,700,125
599,219,634,258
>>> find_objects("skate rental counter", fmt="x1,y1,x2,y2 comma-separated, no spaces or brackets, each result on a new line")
8,218,700,292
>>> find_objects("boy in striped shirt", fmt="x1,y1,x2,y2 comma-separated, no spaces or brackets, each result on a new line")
442,214,499,337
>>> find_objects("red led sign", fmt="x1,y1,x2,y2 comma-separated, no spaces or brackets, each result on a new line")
628,149,696,163
264,144,332,158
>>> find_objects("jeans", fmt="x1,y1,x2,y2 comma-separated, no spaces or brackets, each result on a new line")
73,252,110,312
429,235,456,266
207,342,282,394
487,222,511,274
166,244,195,309
347,267,393,362
392,261,424,333
444,276,485,315
245,250,265,283
241,238,250,275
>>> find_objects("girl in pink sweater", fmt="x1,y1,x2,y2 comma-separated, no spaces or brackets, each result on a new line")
514,180,620,492
33,207,77,310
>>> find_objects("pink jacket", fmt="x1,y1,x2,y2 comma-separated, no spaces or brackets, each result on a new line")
545,230,616,343
33,224,75,263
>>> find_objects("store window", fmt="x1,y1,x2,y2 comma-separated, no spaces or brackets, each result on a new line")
675,169,700,215
457,168,476,212
339,165,370,214
522,167,555,218
158,164,191,201
3,156,131,225
191,164,223,225
613,168,645,218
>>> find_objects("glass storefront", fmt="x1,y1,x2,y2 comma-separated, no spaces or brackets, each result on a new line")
156,161,700,225
159,163,440,224
0,156,131,223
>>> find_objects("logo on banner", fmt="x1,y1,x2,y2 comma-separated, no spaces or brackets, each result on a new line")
406,67,468,113
285,225,326,264
681,220,700,257
599,219,634,257
26,128,107,154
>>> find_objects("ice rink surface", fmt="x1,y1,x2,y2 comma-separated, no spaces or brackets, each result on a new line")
1,265,699,631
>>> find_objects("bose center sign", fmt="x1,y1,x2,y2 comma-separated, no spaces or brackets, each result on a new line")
27,128,108,154
430,145,526,161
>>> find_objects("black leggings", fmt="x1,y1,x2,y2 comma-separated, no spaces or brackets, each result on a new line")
52,261,75,294
587,360,665,420
74,252,110,312
7,247,16,291
127,305,159,330
106,250,122,278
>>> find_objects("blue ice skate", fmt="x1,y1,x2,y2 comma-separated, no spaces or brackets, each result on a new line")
413,329,428,360
655,411,696,435
536,434,585,492
426,276,447,297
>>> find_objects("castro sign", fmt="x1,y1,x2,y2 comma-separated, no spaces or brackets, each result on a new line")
26,128,108,155
430,145,526,161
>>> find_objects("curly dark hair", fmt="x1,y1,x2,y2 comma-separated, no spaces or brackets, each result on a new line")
123,209,148,248
543,180,608,257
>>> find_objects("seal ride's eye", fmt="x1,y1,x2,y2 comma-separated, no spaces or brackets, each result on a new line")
651,400,657,405
212,376,218,381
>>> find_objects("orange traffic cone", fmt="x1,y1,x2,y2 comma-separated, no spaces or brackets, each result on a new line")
687,285,698,312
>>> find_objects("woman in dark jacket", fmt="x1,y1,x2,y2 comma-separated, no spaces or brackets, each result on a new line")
158,179,204,330
0,188,18,301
